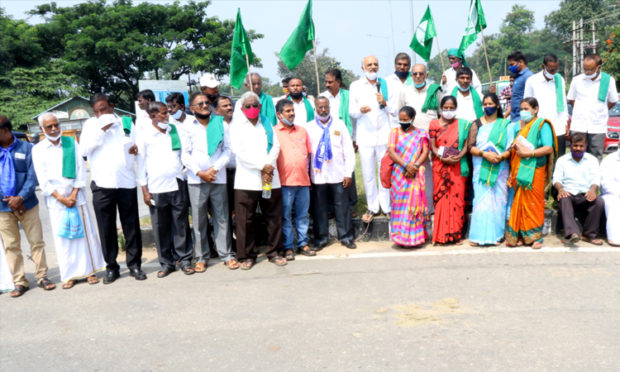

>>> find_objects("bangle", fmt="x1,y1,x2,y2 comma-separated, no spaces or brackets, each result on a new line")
532,150,536,158
479,150,484,157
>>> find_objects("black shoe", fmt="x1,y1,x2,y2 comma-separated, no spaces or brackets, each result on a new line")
129,268,147,281
103,269,120,284
342,240,357,249
314,241,328,251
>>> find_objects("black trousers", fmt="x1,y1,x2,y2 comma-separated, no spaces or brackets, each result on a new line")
559,193,605,239
150,179,192,270
90,182,142,271
234,189,282,261
226,168,236,249
311,183,354,245
556,134,567,158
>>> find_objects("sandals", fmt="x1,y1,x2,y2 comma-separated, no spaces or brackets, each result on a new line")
582,236,603,246
531,241,543,250
361,210,375,223
194,262,207,273
269,256,287,266
239,259,255,270
87,275,100,285
62,280,76,290
181,266,195,275
37,277,56,291
298,245,316,257
284,250,295,261
157,267,175,278
225,259,240,270
9,284,28,298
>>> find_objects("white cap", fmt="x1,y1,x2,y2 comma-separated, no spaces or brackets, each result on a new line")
199,73,220,88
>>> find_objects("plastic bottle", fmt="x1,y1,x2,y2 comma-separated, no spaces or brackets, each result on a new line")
262,182,271,199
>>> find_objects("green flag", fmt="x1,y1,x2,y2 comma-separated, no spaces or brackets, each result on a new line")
230,8,254,89
458,0,487,54
409,5,437,62
279,0,315,70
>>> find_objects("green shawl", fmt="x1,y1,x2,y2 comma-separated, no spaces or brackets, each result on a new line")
168,124,181,151
61,136,76,179
121,116,133,135
478,118,509,187
553,74,565,113
421,83,442,113
261,114,273,153
452,86,483,119
515,118,545,189
288,96,315,122
260,92,277,127
206,115,224,156
458,118,472,177
338,89,353,135
598,72,611,102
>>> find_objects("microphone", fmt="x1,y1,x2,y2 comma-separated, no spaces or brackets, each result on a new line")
376,81,385,109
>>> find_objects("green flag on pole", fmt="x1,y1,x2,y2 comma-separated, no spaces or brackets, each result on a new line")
230,8,253,89
458,0,487,54
279,0,315,70
409,5,437,62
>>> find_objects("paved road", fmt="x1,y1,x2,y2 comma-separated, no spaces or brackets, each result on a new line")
1,246,619,371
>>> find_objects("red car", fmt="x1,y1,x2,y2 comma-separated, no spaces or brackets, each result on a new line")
604,99,620,153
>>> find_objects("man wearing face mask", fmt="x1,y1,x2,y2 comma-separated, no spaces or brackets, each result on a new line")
567,54,619,160
553,133,604,245
441,48,481,94
349,55,393,222
274,99,315,259
524,54,569,155
453,67,483,122
385,53,412,128
307,97,356,249
180,93,237,272
200,73,221,109
137,102,194,276
507,51,533,123
166,93,195,128
287,77,315,127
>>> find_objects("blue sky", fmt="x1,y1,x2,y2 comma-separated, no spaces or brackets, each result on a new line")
3,0,562,83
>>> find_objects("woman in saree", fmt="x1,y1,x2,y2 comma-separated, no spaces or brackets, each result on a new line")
506,97,557,249
388,106,430,247
468,93,514,246
428,96,471,245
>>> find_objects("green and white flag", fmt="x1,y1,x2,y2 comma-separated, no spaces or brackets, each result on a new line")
409,5,437,62
229,8,254,90
279,0,315,70
458,0,487,54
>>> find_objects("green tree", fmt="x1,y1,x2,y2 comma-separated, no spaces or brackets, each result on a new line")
276,48,358,97
499,5,535,51
0,9,45,72
602,25,620,89
545,0,617,40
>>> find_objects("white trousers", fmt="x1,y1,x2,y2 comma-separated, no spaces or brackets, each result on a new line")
602,194,619,244
359,145,391,214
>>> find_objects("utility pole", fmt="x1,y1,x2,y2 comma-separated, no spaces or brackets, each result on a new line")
579,18,584,73
592,21,597,54
572,20,577,76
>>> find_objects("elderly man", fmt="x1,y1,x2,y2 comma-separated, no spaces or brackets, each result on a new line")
200,73,221,108
230,92,286,270
507,51,533,122
0,115,54,297
80,93,145,283
307,97,356,249
32,113,105,289
233,73,277,125
524,53,569,155
600,149,620,246
385,53,412,127
441,48,481,93
349,55,393,222
181,93,237,272
567,54,619,160
287,77,315,126
553,133,605,245
453,67,483,122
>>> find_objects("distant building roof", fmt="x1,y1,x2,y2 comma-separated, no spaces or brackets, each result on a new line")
32,96,135,121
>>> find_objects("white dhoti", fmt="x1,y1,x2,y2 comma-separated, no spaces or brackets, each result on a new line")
49,203,105,282
359,145,391,214
601,194,620,245
0,235,14,293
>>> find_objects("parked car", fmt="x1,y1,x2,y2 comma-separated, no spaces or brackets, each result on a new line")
12,131,30,142
604,99,620,153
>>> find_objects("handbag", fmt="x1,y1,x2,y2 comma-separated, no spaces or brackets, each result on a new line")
380,130,399,188
57,207,85,240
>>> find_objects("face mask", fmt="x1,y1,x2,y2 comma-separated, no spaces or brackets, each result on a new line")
194,112,211,120
289,92,303,100
543,68,555,80
399,121,412,131
484,106,498,116
571,149,585,159
442,110,456,120
520,110,534,122
280,117,294,126
205,94,218,103
364,70,377,80
316,113,331,122
171,110,183,120
584,67,599,79
157,122,169,131
509,65,519,74
414,81,426,89
44,132,61,142
242,107,260,120
451,62,460,69
394,70,409,79
457,84,470,92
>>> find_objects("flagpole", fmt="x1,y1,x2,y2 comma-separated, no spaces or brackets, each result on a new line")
245,54,254,93
479,29,493,84
312,40,320,96
435,36,446,73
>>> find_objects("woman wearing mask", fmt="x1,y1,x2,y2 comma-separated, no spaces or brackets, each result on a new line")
506,97,557,249
387,106,429,247
428,96,471,245
468,93,514,246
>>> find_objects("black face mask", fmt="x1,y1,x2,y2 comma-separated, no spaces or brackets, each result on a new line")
289,92,303,100
400,123,412,131
395,70,409,79
205,94,218,103
194,112,211,120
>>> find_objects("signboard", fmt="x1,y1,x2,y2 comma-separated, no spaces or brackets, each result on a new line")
138,80,190,105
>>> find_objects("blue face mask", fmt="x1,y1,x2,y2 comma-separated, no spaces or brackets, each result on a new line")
414,81,426,89
520,110,534,122
171,110,183,120
484,106,498,116
509,64,519,74
457,85,470,92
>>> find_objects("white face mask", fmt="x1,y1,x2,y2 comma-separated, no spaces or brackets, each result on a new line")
442,110,456,120
364,70,377,81
171,110,183,120
43,132,61,142
157,122,170,131
584,66,599,79
543,68,555,80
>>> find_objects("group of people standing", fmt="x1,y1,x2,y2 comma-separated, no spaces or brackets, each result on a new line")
0,48,618,299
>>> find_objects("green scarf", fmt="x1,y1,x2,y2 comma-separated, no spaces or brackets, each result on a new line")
288,96,315,122
121,116,133,135
338,89,352,135
515,118,545,189
421,83,442,113
452,86,483,119
61,136,76,179
598,72,611,102
260,92,277,127
168,124,181,151
478,118,509,187
377,77,389,103
554,74,565,113
260,114,273,153
458,118,472,177
206,115,224,156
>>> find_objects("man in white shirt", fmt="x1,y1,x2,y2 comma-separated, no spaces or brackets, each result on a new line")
229,92,286,270
385,53,412,128
181,93,237,272
307,97,357,249
79,93,146,283
200,73,221,109
524,53,569,155
453,67,483,122
600,149,620,246
233,73,277,126
214,96,237,241
441,48,482,94
137,102,193,277
567,53,619,160
286,77,315,126
166,92,195,128
552,133,604,245
135,89,155,136
349,55,393,221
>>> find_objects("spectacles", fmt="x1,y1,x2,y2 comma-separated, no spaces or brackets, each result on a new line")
412,72,425,76
193,101,209,108
243,104,259,109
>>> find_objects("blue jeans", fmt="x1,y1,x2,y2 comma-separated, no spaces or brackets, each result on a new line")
281,186,310,250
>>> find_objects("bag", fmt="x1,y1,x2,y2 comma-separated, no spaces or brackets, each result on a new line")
57,207,85,240
380,152,394,188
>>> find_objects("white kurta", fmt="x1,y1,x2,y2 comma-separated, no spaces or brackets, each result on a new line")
32,138,105,282
0,236,14,292
600,151,620,244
